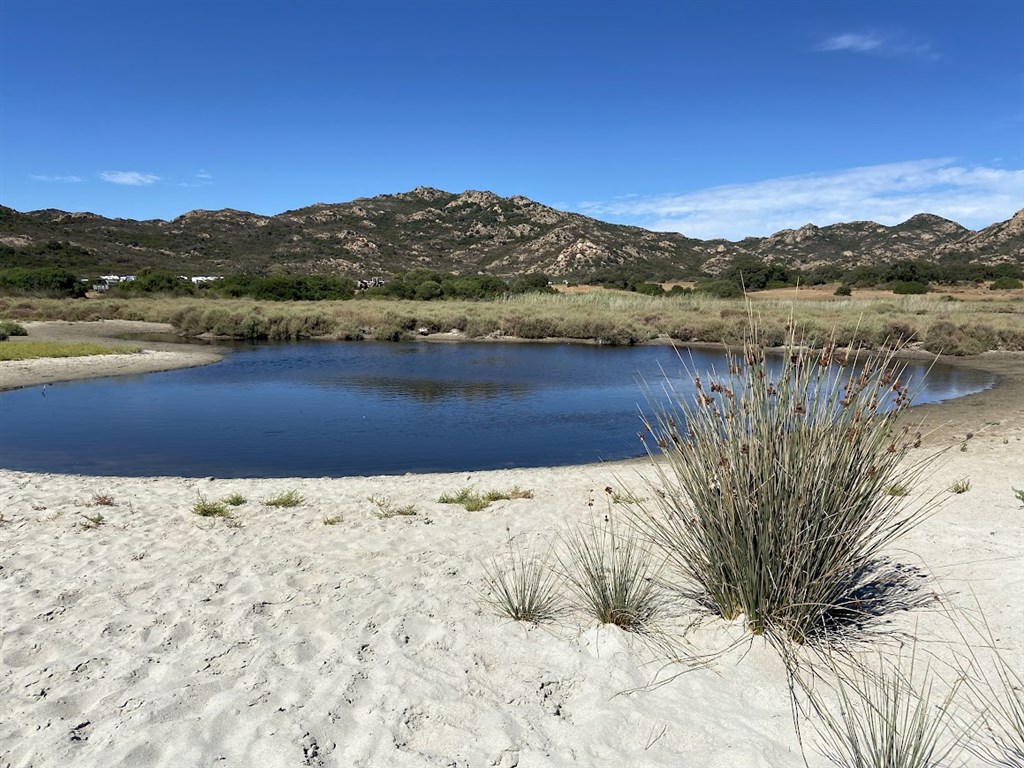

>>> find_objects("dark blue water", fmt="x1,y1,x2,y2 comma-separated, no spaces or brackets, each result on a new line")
0,342,994,477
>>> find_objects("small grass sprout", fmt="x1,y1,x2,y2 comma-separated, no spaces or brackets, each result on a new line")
481,540,562,623
90,493,116,507
323,515,343,526
222,493,247,506
560,515,664,631
948,478,971,494
193,497,231,517
369,495,416,518
79,512,105,530
1014,488,1024,508
438,486,534,511
262,489,303,508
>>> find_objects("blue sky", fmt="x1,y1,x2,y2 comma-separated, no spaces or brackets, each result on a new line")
1,0,1021,240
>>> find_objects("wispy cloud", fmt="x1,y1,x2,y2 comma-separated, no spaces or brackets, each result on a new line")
100,170,160,186
30,174,84,183
816,32,937,60
576,160,1024,240
180,169,214,188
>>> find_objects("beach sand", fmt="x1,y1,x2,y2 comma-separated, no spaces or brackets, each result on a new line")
1,322,1022,767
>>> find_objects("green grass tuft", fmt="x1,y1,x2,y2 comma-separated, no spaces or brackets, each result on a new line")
369,495,416,519
222,492,247,506
193,497,231,517
261,489,303,508
439,486,533,511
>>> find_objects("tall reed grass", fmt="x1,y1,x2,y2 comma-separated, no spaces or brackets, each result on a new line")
633,324,942,644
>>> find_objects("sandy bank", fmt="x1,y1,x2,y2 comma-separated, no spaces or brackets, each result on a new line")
0,320,222,391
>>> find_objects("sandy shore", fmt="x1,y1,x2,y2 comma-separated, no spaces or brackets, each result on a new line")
1,322,1022,767
0,321,222,392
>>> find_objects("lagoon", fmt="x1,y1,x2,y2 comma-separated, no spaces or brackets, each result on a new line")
0,341,994,477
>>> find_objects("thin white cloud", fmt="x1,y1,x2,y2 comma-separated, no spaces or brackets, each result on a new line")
100,170,160,186
576,160,1024,240
180,169,215,188
816,32,936,60
30,174,84,183
818,33,883,53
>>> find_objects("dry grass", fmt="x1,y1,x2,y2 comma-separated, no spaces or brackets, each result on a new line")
2,292,1021,353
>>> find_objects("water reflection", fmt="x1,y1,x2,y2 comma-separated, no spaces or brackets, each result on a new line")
342,375,531,402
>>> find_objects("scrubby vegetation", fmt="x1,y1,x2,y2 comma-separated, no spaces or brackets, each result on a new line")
0,267,87,298
438,486,533,511
0,320,27,340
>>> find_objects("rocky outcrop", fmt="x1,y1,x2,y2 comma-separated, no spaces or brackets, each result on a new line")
0,192,1019,278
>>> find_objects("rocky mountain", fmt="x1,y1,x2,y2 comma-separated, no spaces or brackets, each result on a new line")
0,187,1020,279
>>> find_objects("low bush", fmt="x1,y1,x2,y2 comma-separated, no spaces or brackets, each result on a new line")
890,281,930,295
990,276,1023,290
0,320,27,340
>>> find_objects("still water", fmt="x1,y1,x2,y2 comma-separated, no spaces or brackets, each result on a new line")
0,342,994,477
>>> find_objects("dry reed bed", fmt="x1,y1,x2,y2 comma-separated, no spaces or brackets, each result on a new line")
0,292,1022,352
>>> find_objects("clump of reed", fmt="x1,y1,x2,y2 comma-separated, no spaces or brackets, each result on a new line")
633,323,940,644
794,648,974,768
559,515,664,632
481,539,562,623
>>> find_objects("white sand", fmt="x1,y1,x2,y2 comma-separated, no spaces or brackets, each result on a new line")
1,436,1021,767
1,323,1022,766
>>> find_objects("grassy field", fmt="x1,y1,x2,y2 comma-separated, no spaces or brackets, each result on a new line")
0,289,1021,354
0,341,142,361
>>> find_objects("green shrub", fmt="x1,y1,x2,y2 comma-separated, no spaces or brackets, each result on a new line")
889,281,929,295
834,284,852,297
634,328,937,644
0,320,27,340
222,493,247,506
990,277,1023,290
0,267,86,298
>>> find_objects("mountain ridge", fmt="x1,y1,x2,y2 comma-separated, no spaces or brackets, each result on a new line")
1,188,1020,279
